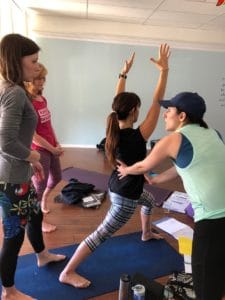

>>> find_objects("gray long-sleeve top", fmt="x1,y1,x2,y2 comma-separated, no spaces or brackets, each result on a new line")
0,81,37,183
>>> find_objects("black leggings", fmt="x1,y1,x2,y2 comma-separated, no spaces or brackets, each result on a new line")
0,182,45,287
192,217,225,300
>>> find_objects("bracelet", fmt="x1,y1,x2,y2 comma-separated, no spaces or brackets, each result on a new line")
119,73,127,79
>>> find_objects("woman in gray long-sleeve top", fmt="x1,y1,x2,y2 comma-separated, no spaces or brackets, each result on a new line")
0,34,66,300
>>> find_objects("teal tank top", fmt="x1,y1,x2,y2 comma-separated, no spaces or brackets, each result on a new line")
175,124,225,222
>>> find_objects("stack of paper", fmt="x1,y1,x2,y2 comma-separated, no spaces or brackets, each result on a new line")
162,191,191,213
153,217,193,240
153,216,193,273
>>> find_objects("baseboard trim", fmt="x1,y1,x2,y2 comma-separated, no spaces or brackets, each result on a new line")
61,144,96,148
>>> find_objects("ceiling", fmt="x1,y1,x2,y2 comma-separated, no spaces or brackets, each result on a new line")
14,0,225,51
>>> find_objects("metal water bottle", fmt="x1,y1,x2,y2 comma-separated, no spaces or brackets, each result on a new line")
118,273,131,300
132,284,145,300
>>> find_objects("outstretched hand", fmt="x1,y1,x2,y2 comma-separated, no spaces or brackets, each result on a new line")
144,173,155,185
116,159,128,179
121,52,135,75
150,44,170,71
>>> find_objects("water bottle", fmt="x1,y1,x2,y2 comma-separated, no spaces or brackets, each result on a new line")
132,284,145,300
118,273,131,300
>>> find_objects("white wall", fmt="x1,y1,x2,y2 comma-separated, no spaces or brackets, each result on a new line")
0,0,27,38
36,37,225,147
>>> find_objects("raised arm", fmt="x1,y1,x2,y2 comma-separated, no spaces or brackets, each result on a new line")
115,52,135,96
139,44,170,141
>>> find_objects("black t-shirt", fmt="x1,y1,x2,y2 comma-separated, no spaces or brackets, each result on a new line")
109,127,146,199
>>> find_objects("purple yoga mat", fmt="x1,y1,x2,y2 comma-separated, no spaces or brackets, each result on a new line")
62,167,172,206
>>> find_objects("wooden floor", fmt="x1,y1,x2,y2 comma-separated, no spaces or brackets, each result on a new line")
0,148,194,300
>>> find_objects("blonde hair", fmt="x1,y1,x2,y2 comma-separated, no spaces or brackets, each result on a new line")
36,63,47,78
25,63,48,97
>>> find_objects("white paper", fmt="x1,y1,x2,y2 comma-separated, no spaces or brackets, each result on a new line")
162,191,190,213
184,255,192,264
173,227,194,240
184,255,192,273
184,262,192,273
153,217,193,240
154,217,187,234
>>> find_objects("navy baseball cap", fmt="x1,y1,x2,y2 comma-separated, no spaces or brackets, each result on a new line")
159,92,206,119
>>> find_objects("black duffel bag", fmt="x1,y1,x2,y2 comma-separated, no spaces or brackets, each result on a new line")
59,178,95,204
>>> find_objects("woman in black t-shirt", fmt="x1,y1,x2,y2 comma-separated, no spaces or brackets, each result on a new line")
59,44,170,289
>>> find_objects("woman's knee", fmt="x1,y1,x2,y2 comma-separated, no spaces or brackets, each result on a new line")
47,177,61,190
2,229,25,253
29,208,43,226
32,177,48,198
141,206,152,215
2,215,26,239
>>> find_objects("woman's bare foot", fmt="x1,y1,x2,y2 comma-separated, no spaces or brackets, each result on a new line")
59,271,91,288
1,286,35,300
42,221,56,233
41,203,50,214
37,250,66,267
42,207,50,214
142,230,163,241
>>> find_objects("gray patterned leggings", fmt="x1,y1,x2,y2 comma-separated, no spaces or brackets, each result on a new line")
85,189,155,251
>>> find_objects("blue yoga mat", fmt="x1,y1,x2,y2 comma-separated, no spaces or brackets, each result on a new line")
0,232,184,300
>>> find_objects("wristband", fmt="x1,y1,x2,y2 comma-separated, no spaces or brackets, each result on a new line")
119,73,127,79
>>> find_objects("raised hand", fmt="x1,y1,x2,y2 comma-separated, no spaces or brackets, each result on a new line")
120,52,135,75
150,44,170,71
116,52,135,95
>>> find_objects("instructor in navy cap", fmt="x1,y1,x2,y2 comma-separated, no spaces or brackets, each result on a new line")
118,91,225,300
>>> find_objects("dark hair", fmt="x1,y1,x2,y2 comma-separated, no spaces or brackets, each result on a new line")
0,34,40,86
176,108,208,129
105,92,141,167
